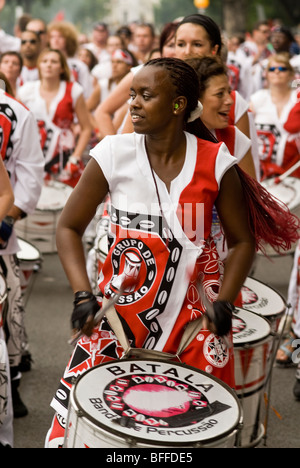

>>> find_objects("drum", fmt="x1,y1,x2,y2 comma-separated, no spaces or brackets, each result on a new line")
260,177,300,256
233,308,273,447
64,359,242,449
0,274,7,329
16,238,42,295
15,180,73,253
241,277,286,332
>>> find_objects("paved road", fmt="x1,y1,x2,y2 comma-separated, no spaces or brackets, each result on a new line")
12,250,300,448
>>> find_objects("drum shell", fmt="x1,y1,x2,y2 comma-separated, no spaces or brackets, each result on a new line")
0,274,7,328
16,238,42,294
233,309,273,447
15,181,73,253
64,359,242,449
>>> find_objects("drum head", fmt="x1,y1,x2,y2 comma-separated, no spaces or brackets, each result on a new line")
37,180,73,211
233,308,271,346
73,359,241,447
262,177,300,211
241,277,286,318
17,238,41,262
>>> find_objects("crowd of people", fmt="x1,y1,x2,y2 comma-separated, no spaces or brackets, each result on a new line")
0,1,299,448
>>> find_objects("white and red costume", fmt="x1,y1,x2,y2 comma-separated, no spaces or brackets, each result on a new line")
250,88,300,180
0,89,44,447
18,80,83,183
47,131,238,446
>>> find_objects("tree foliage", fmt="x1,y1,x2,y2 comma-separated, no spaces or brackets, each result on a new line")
1,0,299,35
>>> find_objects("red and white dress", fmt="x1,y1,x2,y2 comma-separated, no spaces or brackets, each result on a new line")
250,88,300,180
18,80,84,184
50,131,238,429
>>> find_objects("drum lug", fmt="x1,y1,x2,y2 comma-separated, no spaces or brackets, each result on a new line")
76,409,85,418
125,437,137,448
193,441,204,448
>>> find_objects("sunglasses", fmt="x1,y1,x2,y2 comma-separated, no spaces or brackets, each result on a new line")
268,66,288,72
21,39,38,45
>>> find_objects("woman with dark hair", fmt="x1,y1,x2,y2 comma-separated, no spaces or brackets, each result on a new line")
46,57,299,446
175,13,259,179
175,14,223,57
159,21,178,57
0,51,23,97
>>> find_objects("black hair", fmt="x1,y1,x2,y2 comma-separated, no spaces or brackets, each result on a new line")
0,50,23,70
177,14,223,56
185,56,228,98
144,57,217,143
159,22,177,54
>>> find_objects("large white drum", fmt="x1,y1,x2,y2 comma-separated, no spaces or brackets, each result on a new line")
64,359,242,449
241,277,286,332
260,177,300,256
16,238,42,295
15,180,73,253
233,308,273,447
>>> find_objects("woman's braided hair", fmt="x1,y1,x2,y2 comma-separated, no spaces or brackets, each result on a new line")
144,57,217,142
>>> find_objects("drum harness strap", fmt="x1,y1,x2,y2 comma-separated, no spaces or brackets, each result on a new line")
101,296,204,362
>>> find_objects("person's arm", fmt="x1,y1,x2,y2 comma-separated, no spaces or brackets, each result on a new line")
86,81,101,113
215,165,256,303
235,111,257,179
57,158,108,292
71,93,92,160
57,158,109,337
0,157,14,220
94,71,133,137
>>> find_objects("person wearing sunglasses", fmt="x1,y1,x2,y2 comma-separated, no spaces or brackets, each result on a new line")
249,52,299,181
19,30,41,85
26,18,49,51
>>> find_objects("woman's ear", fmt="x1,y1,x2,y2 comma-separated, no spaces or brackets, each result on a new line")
173,96,187,115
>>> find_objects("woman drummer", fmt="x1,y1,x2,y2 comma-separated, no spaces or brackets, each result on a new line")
46,58,299,447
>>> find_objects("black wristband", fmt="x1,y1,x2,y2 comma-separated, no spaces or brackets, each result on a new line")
218,301,235,314
71,294,100,330
74,290,94,306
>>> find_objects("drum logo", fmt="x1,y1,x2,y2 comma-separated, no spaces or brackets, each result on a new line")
203,334,229,368
104,239,156,304
101,371,231,430
241,286,258,305
232,314,247,335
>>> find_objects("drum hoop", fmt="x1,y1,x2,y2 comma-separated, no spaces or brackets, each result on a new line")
233,333,273,349
72,358,242,447
17,238,42,262
36,181,73,212
233,308,272,347
244,276,287,310
263,177,300,207
0,273,7,305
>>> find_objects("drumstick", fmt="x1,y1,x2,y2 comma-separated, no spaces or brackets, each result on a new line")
274,160,300,184
68,276,138,346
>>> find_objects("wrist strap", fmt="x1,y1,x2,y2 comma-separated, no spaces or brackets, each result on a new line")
74,290,94,305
